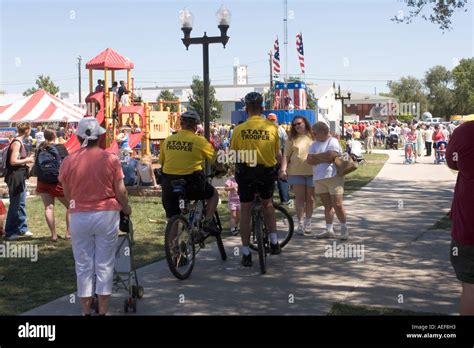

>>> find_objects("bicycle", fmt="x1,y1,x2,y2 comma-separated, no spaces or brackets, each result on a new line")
164,177,226,280
248,181,294,274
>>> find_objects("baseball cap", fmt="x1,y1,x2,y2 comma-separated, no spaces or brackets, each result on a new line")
267,113,277,121
76,117,106,147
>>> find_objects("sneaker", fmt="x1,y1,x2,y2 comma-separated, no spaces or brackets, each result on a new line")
297,222,304,236
6,234,20,241
241,253,252,267
270,242,281,255
202,219,220,236
281,199,294,207
339,225,348,241
21,231,33,237
230,227,239,236
316,229,336,239
304,220,312,234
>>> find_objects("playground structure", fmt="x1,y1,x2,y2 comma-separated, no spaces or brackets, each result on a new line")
65,48,183,155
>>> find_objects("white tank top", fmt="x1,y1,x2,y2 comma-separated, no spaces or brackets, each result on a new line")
137,163,153,184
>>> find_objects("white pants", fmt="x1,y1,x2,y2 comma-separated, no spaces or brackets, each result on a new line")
70,211,119,297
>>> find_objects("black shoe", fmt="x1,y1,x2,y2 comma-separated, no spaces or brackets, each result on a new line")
270,242,281,255
203,219,220,236
241,253,252,267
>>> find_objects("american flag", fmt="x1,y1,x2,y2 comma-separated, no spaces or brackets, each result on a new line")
296,32,305,74
273,37,281,80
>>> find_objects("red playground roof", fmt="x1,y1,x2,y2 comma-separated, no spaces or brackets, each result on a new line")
86,48,134,70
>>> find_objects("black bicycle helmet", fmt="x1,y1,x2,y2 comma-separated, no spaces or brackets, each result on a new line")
244,92,263,105
180,110,201,123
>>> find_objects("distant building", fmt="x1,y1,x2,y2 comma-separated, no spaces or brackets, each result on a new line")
233,65,248,85
344,92,399,121
139,83,270,124
307,84,341,125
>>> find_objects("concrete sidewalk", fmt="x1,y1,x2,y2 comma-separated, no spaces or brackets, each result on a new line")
24,149,459,315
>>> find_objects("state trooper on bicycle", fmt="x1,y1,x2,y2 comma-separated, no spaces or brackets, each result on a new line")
159,110,220,235
230,92,283,267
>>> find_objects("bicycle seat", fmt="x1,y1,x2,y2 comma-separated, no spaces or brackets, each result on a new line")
171,179,187,194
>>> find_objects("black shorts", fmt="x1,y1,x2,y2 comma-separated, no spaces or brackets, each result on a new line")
161,171,215,218
451,239,474,284
235,165,276,203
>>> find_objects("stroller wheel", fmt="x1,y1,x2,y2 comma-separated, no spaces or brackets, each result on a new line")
132,285,145,299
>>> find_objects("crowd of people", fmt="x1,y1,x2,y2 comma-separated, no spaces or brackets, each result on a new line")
342,120,458,160
1,94,471,315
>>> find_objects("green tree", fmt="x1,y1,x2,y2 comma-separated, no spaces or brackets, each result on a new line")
386,76,429,114
157,90,179,112
392,0,468,31
23,75,60,96
423,65,455,119
188,76,222,121
452,58,474,115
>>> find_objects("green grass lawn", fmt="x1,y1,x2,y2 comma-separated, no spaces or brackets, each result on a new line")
0,153,388,315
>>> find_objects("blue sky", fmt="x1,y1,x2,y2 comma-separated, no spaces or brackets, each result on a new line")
0,0,472,95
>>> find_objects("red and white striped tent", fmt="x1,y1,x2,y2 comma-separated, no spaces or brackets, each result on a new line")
0,90,85,123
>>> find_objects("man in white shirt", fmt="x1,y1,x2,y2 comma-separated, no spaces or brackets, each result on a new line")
307,122,348,240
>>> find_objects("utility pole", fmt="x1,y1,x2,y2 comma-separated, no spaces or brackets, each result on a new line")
77,55,82,105
283,0,288,82
334,84,351,138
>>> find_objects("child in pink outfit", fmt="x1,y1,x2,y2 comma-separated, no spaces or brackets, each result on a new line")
224,172,240,236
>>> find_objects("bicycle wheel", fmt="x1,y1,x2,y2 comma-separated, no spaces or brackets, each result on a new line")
250,204,294,251
253,213,266,274
273,203,294,249
164,215,195,280
214,212,227,261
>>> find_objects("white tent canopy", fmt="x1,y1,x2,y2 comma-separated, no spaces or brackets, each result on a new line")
0,90,85,123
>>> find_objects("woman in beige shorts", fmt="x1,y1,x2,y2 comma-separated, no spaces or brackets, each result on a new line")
307,122,348,240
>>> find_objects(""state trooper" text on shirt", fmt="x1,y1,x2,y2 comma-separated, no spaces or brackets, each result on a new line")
240,129,270,141
166,140,194,152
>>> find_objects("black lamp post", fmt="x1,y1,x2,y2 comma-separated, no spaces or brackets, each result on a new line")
179,6,231,147
334,83,351,138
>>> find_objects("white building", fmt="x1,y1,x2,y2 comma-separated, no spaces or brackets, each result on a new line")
307,84,341,125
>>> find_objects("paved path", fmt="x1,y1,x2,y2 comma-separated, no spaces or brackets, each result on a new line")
25,150,459,315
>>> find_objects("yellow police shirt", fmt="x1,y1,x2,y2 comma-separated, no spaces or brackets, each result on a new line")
159,129,215,175
230,115,280,167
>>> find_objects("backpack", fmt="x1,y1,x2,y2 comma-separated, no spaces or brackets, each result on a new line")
0,139,22,177
36,145,61,184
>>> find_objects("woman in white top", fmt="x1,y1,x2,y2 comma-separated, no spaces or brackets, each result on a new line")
307,122,348,240
137,155,157,187
280,116,314,235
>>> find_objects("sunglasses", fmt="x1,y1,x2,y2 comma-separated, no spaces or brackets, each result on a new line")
293,122,303,127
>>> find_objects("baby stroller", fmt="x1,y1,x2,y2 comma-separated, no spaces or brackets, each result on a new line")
403,142,416,164
90,213,144,314
347,140,366,165
385,134,399,150
434,141,447,164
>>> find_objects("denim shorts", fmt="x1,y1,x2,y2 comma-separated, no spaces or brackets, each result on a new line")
287,175,314,187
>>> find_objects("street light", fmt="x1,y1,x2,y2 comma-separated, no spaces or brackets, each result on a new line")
334,83,351,138
179,6,231,174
